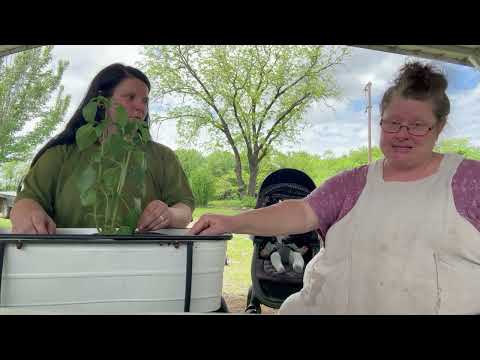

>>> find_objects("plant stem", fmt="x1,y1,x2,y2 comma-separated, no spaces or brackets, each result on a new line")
119,195,133,213
99,140,109,232
110,149,132,230
94,146,103,232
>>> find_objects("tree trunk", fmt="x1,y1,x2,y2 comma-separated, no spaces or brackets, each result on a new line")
247,159,259,197
233,150,246,197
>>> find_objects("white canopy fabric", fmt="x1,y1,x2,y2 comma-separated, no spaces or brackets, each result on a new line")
355,45,480,69
1,45,479,69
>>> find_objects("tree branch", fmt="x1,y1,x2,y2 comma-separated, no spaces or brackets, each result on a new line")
258,92,311,154
176,47,237,138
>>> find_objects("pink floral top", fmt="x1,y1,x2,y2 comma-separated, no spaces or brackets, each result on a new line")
305,158,480,240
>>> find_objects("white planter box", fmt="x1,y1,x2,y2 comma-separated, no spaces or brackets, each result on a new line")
0,228,230,314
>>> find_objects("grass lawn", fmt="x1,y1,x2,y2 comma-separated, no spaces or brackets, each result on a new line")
0,218,11,229
193,205,253,298
192,206,244,218
221,233,253,296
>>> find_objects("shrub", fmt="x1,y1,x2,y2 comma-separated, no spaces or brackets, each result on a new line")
190,168,216,207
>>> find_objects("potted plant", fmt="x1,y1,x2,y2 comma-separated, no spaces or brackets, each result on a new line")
74,95,150,235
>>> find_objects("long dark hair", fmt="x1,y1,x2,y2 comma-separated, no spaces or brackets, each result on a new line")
30,63,151,167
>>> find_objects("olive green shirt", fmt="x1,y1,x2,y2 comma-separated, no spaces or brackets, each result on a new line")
16,141,195,227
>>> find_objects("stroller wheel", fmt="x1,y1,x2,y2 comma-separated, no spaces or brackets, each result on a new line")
245,303,262,314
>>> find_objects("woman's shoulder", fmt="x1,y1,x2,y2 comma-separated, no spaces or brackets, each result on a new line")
326,164,369,190
341,164,370,178
452,158,480,232
452,157,480,208
308,164,368,199
454,157,480,181
37,143,77,164
147,141,177,158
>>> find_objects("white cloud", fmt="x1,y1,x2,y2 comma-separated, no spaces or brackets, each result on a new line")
334,47,409,101
273,47,412,155
446,81,480,144
149,120,178,149
286,47,480,156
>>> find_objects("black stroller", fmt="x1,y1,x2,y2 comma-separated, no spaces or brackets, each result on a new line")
245,168,323,314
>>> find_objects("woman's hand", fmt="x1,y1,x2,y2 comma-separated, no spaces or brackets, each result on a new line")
137,200,171,231
187,214,233,236
10,199,56,235
137,201,193,231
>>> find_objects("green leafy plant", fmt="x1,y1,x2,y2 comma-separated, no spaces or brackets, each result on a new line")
75,96,151,234
190,166,215,207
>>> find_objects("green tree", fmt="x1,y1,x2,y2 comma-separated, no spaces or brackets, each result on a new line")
140,45,349,196
0,46,71,163
0,161,29,190
175,148,205,178
435,138,480,160
176,148,218,205
190,166,216,206
205,150,238,199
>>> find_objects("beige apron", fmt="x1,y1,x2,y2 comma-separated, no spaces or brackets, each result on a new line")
280,154,480,314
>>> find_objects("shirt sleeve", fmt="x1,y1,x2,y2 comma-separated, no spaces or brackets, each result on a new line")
151,143,195,211
15,146,66,217
452,159,480,232
305,165,368,239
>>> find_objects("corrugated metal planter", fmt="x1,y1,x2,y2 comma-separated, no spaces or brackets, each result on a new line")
0,228,231,314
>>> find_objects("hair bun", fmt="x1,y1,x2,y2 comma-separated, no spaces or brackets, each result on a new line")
380,61,450,121
396,62,447,93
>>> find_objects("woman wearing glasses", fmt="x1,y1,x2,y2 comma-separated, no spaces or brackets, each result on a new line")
189,61,480,314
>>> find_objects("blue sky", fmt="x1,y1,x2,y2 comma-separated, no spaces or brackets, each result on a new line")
48,45,480,156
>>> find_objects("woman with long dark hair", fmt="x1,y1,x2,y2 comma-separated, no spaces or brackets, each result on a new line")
11,63,194,234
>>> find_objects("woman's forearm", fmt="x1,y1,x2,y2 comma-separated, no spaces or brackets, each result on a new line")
228,199,319,236
169,203,193,228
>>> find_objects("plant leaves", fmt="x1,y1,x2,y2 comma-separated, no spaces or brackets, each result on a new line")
91,150,102,163
76,123,98,151
116,225,134,235
94,122,107,137
124,197,142,231
102,166,121,191
104,133,125,159
82,101,98,123
74,97,149,234
124,121,137,136
129,165,145,192
133,197,142,213
125,211,139,232
76,164,97,193
80,188,96,207
139,124,151,142
115,105,128,130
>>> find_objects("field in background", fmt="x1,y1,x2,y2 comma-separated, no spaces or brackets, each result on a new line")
0,218,10,229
